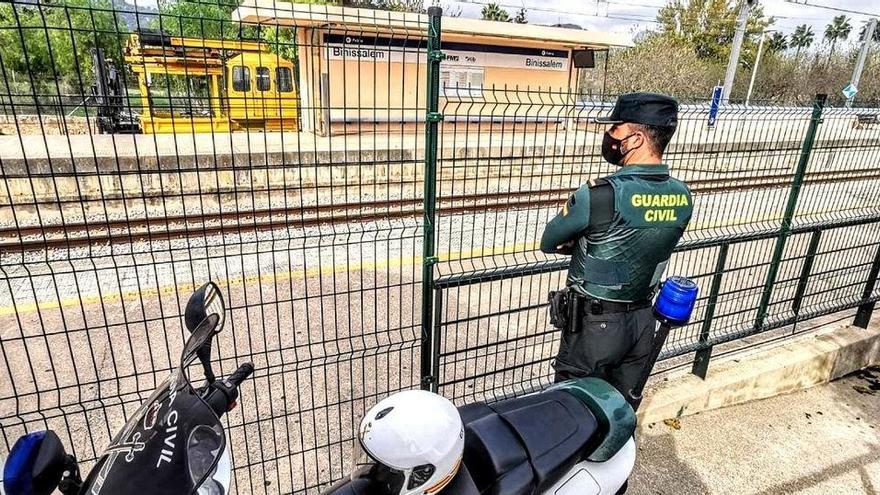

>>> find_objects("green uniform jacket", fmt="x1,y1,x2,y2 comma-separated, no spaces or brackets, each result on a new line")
540,164,693,302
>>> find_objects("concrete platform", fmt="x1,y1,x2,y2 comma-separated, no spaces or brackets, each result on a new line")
638,318,880,427
0,109,873,172
632,369,880,494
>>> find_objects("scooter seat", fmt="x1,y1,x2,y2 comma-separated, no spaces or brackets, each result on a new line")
459,391,599,494
459,403,535,495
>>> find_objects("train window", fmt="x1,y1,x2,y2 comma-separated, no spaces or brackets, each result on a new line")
256,67,271,91
276,67,293,93
233,66,250,92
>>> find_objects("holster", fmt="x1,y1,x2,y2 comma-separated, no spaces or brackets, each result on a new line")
548,288,584,333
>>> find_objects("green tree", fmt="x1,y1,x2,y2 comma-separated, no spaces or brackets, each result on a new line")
767,31,787,52
345,0,452,12
0,0,122,92
376,0,423,11
152,0,245,40
790,24,815,58
260,25,298,61
481,3,510,22
656,0,771,63
151,0,319,61
513,7,527,24
153,0,344,40
823,15,851,58
605,36,723,97
859,20,879,43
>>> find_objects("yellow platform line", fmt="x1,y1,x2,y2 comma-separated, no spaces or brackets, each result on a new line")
0,240,536,317
0,205,857,317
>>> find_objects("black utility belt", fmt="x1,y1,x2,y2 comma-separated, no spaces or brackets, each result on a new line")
586,296,652,314
548,289,650,332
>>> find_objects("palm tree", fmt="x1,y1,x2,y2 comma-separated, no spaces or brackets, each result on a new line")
859,20,880,43
824,15,852,58
790,24,815,58
481,2,510,22
376,0,424,11
767,32,787,52
513,7,527,24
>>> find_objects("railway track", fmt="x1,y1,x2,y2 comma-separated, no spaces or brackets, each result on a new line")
1,169,876,251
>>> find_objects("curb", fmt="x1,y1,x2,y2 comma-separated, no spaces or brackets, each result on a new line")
637,320,880,426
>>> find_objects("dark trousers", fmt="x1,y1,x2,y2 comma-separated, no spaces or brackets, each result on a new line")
552,305,657,410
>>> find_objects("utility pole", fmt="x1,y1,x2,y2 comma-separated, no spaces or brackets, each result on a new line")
722,0,754,103
848,18,877,108
745,31,768,106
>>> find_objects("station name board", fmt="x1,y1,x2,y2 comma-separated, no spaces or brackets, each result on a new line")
325,34,570,72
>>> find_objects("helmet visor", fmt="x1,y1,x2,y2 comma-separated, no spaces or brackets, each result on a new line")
350,439,406,495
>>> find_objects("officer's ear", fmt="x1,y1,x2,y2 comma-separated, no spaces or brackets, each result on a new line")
630,125,648,152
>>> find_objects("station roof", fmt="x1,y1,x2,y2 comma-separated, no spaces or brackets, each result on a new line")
232,1,632,49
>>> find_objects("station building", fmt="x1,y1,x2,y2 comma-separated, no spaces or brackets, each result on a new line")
233,1,629,135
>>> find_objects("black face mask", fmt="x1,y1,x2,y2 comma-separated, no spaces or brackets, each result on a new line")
601,132,636,166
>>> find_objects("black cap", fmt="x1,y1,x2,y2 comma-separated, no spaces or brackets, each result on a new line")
593,92,679,127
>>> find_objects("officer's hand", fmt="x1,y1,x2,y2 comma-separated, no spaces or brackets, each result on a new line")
555,240,575,255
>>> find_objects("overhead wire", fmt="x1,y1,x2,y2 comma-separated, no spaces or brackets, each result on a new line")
782,0,880,18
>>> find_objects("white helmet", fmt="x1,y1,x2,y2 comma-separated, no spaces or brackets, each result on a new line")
355,390,464,495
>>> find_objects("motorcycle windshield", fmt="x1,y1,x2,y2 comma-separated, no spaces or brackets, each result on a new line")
81,315,229,495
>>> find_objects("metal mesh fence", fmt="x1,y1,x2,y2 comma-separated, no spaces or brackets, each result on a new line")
432,93,880,402
0,2,878,494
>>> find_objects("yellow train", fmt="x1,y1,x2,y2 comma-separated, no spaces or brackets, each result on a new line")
123,32,299,134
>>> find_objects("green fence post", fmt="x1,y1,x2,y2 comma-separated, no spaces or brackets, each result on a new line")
754,94,826,329
420,6,444,391
692,243,729,379
854,244,880,328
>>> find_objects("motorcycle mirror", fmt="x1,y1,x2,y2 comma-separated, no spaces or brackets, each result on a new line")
653,276,699,327
185,282,225,334
3,430,68,495
183,282,226,384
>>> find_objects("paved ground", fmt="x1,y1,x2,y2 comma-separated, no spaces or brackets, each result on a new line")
631,368,880,495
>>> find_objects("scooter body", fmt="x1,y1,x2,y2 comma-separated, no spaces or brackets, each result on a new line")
542,438,635,495
452,376,636,495
326,376,637,495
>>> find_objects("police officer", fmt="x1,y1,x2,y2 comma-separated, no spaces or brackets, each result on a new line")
541,93,692,410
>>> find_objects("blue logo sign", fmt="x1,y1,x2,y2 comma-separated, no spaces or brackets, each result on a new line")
842,83,858,99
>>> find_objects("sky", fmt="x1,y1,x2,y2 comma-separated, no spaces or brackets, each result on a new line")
445,0,878,45
124,0,878,47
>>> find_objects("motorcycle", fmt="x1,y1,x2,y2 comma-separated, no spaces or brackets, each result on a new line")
325,276,698,495
2,282,254,495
